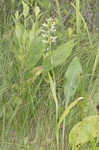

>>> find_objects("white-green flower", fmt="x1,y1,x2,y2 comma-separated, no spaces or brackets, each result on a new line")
41,17,57,47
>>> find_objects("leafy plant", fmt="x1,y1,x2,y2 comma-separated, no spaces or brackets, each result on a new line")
0,0,99,150
69,115,99,149
61,57,82,150
43,40,74,71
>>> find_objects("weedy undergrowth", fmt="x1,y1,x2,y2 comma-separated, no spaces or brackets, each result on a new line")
0,0,99,150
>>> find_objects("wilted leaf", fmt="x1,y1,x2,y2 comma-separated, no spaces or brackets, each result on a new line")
26,66,43,83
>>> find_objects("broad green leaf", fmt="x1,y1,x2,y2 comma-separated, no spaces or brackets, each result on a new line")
43,40,74,71
22,39,44,79
69,115,99,147
64,57,82,106
37,0,51,9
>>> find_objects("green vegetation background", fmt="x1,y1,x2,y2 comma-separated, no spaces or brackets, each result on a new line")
0,0,99,150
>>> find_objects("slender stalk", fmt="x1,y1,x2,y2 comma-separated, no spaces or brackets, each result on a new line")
57,97,83,150
90,48,99,85
48,72,59,150
62,118,65,150
62,101,68,150
2,107,5,144
54,0,61,19
76,0,81,34
71,3,92,46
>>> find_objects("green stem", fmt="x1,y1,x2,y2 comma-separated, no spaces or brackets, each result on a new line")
48,72,59,150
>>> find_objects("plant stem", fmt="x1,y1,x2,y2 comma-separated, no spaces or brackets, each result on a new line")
48,72,59,150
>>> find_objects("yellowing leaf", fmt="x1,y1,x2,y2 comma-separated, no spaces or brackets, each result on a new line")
27,66,43,83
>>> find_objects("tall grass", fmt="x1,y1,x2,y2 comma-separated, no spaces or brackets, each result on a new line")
0,0,99,150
